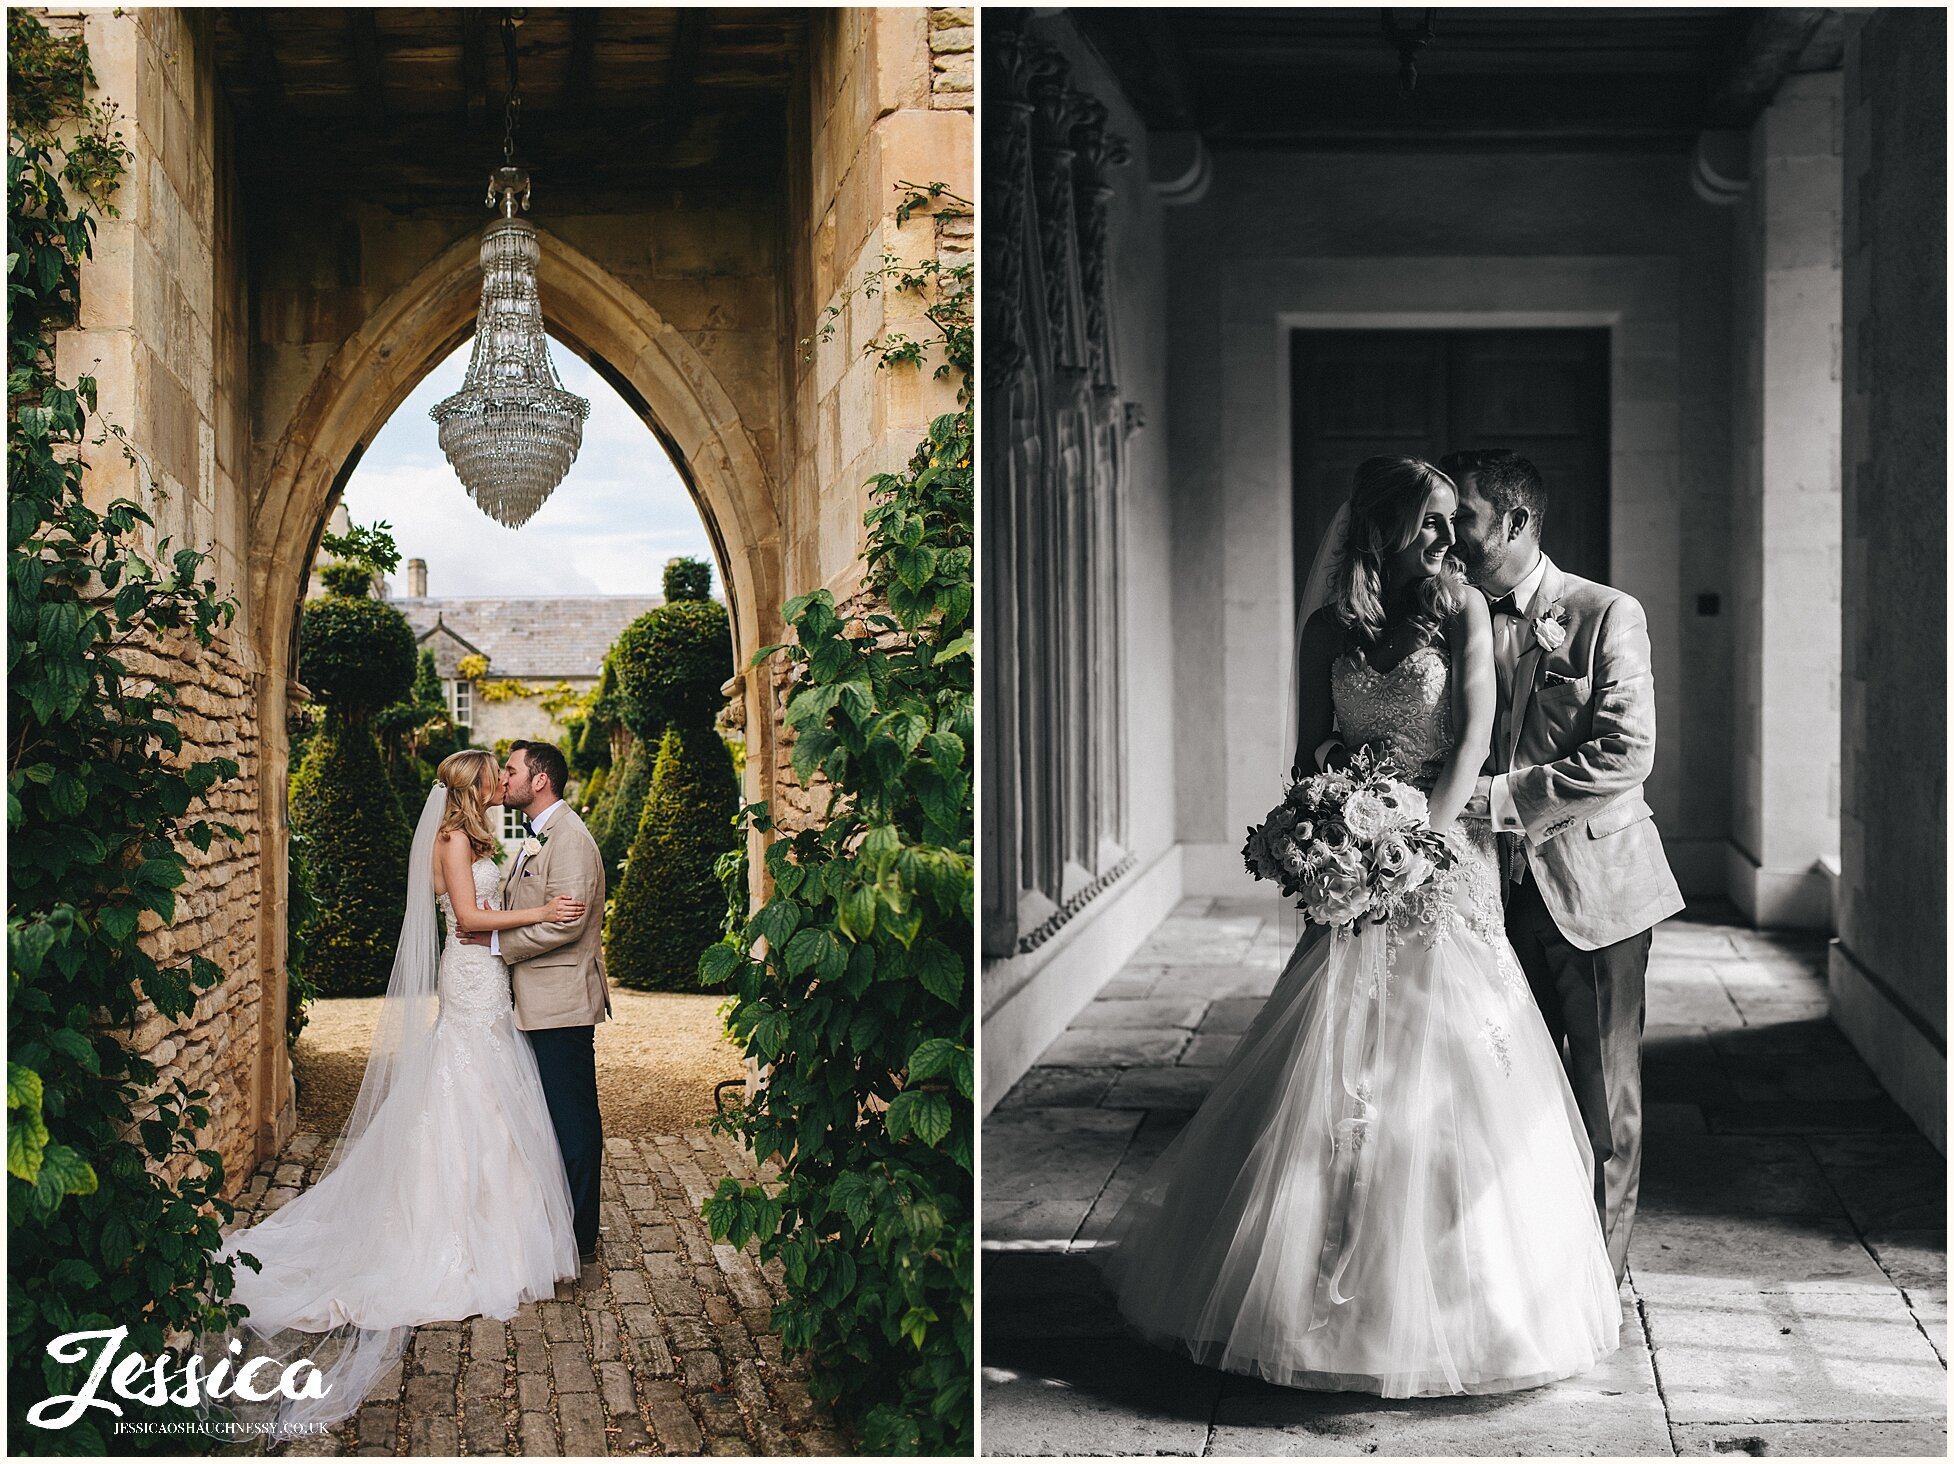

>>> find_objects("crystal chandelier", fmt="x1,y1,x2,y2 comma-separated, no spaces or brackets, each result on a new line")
431,18,589,528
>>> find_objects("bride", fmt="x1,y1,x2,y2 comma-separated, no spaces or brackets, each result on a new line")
218,749,587,1429
1099,457,1619,1397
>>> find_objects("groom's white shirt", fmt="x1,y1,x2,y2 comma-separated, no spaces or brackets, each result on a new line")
490,797,563,957
1487,551,1550,844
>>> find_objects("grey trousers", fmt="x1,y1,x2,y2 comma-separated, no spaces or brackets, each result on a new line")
1504,871,1652,1284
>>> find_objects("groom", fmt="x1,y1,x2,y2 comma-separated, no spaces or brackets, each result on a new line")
459,739,610,1265
1443,449,1685,1283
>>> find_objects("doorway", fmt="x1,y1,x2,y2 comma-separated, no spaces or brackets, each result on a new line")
1290,328,1612,608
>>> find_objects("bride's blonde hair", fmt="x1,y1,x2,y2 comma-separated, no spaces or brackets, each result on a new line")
436,749,501,861
1332,455,1468,644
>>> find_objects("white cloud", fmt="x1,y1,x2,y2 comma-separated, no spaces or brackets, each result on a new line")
341,338,717,598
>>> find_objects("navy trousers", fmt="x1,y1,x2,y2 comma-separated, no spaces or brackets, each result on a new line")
525,1024,603,1255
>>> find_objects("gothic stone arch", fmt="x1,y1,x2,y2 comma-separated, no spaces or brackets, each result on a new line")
246,228,787,1136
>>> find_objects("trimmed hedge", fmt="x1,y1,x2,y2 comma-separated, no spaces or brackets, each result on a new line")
577,762,610,826
612,597,732,736
297,594,417,717
604,725,738,991
597,737,651,884
288,722,414,997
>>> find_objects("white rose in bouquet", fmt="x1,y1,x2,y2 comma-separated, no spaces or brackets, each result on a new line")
1341,789,1389,842
1300,844,1371,927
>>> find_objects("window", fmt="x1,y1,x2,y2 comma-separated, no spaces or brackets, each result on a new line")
501,806,526,842
449,677,472,728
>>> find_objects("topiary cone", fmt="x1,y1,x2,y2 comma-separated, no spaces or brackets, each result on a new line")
603,724,738,991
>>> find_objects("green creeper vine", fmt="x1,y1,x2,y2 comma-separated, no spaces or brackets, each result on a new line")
701,181,972,1454
8,12,248,1452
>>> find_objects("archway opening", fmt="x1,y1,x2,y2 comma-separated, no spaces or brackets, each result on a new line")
286,326,750,1149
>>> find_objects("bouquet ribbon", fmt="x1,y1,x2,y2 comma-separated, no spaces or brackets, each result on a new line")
1309,919,1390,1325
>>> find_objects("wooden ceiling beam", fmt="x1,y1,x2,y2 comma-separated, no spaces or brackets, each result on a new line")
663,9,710,140
349,11,387,133
239,13,284,118
563,12,598,111
461,10,490,129
1706,8,1832,127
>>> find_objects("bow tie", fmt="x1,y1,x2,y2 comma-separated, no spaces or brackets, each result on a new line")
524,818,537,835
1489,593,1525,618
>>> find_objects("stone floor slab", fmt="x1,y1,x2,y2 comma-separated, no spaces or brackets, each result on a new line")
1101,1066,1218,1112
1074,996,1212,1029
1638,1136,1846,1219
1197,996,1268,1035
981,1337,1221,1455
1671,1419,1948,1456
982,1198,1090,1249
1629,1211,1894,1297
1643,1287,1947,1423
996,1065,1121,1109
1038,1026,1190,1068
982,1107,1143,1202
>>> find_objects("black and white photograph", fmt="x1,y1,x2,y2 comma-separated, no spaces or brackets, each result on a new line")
980,7,1946,1456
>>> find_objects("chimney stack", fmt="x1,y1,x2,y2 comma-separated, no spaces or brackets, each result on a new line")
406,558,427,597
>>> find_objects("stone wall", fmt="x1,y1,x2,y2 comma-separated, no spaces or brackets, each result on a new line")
57,9,285,1185
1164,150,1735,898
50,7,966,1191
769,7,971,834
1832,10,1946,1150
1728,74,1843,929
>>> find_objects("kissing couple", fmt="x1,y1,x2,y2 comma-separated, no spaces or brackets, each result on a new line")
1102,449,1685,1396
217,739,613,1430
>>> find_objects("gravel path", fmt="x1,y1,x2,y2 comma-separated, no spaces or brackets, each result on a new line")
291,989,749,1141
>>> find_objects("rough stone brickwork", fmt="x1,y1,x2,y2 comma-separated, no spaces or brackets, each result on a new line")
235,1130,849,1456
50,7,970,1192
127,632,275,1180
928,9,974,110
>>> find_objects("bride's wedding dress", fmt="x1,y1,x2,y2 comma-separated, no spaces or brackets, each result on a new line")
1101,643,1620,1397
220,827,577,1429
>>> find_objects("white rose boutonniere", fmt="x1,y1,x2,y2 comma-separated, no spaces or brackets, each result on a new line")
1531,605,1568,654
519,837,544,860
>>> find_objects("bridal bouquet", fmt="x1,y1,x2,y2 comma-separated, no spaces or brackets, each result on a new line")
1241,745,1457,930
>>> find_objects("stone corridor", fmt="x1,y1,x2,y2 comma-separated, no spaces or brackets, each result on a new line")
982,898,1946,1456
231,1130,843,1457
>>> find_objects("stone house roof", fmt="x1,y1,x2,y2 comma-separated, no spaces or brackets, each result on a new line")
393,596,662,680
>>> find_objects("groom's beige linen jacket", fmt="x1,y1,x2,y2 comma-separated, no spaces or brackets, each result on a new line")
1493,556,1686,951
498,804,610,1030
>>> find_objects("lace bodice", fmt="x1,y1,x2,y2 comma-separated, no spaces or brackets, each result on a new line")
1328,643,1523,990
1330,643,1453,791
436,856,511,1028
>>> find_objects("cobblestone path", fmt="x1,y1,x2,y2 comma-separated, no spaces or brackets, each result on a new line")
231,1130,845,1456
983,899,1946,1457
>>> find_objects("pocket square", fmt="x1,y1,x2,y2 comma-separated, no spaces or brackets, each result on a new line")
1543,671,1578,687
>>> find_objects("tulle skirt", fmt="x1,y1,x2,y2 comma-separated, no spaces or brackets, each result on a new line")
1098,910,1620,1398
217,1001,577,1426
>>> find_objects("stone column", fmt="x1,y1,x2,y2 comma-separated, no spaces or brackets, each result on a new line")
1727,71,1843,929
1832,11,1946,1150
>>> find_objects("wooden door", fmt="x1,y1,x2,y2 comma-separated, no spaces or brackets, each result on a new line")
1291,329,1611,608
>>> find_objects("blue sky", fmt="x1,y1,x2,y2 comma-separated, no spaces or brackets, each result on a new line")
340,337,716,597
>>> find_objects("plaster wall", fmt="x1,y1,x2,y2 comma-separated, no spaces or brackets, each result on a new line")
1165,151,1734,897
1833,10,1946,1150
1729,74,1844,929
